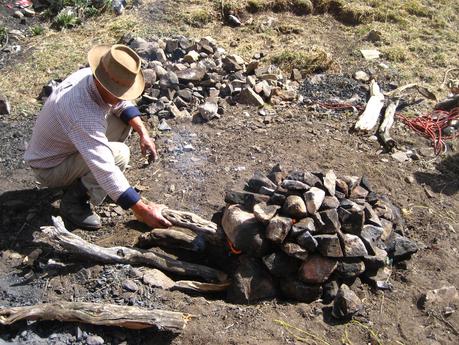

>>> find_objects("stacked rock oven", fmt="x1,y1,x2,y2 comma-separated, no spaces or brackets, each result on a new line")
222,165,417,313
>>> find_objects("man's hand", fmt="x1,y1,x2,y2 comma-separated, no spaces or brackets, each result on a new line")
128,116,158,162
132,200,172,228
140,134,158,162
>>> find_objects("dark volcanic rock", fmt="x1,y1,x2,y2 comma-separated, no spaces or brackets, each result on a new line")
342,234,368,257
253,202,280,224
332,284,363,319
336,259,366,279
315,234,343,257
280,280,323,303
322,280,339,304
281,242,309,260
247,171,277,193
227,255,277,304
338,207,365,236
299,255,338,284
282,179,310,192
318,209,341,233
225,190,270,211
262,252,301,278
266,216,292,244
297,231,318,252
389,233,418,261
283,195,308,219
291,218,316,237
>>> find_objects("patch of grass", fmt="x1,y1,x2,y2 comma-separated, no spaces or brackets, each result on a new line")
30,25,45,36
271,0,314,15
382,46,408,62
271,47,333,74
183,8,214,27
247,0,270,13
403,0,432,18
0,26,7,45
53,8,81,30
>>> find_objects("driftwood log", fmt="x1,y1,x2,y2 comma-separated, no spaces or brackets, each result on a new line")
173,280,231,293
34,217,228,283
378,99,399,151
161,209,218,237
137,227,205,252
0,302,191,332
354,80,385,131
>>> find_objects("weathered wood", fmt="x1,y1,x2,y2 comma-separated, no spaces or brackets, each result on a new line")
378,99,399,151
0,302,191,332
173,280,231,293
354,80,385,131
137,227,205,252
34,217,227,283
162,209,217,236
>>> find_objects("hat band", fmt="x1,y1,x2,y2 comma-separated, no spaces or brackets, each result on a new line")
100,58,136,88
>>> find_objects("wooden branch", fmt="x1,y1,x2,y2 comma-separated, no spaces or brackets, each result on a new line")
34,217,228,283
0,302,191,332
173,280,231,293
354,80,385,131
162,209,217,236
378,99,399,151
137,227,206,252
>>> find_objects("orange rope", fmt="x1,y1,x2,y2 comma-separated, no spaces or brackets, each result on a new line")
227,238,242,255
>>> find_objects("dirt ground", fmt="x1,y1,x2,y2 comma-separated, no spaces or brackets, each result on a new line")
1,1,459,344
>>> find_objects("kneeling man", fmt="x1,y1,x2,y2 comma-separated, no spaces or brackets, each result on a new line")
24,44,171,230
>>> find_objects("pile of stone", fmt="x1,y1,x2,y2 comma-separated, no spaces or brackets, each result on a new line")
222,165,418,317
126,36,298,124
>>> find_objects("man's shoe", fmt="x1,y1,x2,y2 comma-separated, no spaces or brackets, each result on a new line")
60,180,101,230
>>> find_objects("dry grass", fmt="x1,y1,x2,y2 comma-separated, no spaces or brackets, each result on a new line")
0,13,145,116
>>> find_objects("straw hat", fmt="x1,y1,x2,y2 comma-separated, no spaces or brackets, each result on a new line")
88,44,144,100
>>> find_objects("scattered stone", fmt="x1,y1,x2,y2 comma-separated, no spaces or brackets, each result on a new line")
354,70,370,82
390,233,418,261
183,50,200,63
227,255,276,304
238,87,265,106
122,279,139,292
86,335,104,345
283,195,307,219
176,67,206,81
142,268,175,289
266,216,292,244
280,280,323,303
360,49,381,60
227,14,242,26
342,234,368,257
253,202,280,224
183,144,194,152
420,286,459,311
299,255,338,284
332,284,363,319
364,266,392,290
198,101,219,121
158,119,171,131
247,171,277,193
366,30,383,43
315,234,343,257
391,151,410,163
304,187,325,214
405,175,415,184
0,94,11,115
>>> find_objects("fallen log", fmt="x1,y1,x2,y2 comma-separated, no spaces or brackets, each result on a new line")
137,227,206,252
354,80,385,132
173,280,231,293
0,302,191,332
378,99,399,151
162,209,217,236
34,217,228,283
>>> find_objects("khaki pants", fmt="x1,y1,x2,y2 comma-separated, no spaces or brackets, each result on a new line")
32,114,131,205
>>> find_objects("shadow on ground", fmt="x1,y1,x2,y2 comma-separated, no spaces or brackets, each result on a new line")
414,153,459,196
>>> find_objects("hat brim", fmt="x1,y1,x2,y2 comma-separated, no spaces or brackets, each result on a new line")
88,45,145,101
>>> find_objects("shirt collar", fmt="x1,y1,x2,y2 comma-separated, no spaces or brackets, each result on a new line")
88,75,111,111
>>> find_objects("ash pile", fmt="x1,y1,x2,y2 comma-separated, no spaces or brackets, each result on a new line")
125,35,299,123
222,165,418,316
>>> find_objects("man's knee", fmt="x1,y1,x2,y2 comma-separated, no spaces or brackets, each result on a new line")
109,142,130,170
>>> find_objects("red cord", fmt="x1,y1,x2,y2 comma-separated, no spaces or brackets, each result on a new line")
398,107,459,155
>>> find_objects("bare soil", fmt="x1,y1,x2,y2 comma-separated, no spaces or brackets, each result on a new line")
1,1,459,344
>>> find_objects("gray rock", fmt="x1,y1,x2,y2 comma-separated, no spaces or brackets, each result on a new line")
86,335,104,345
222,54,244,72
391,151,410,163
266,216,292,244
322,280,339,303
152,64,167,78
297,231,318,252
363,247,389,271
142,69,157,88
335,178,349,196
336,259,366,279
176,67,206,81
283,195,307,219
391,233,418,261
247,171,277,193
281,242,309,260
318,209,341,233
364,266,393,290
122,279,138,292
159,71,179,89
227,255,276,304
338,207,365,236
354,70,370,82
332,284,363,319
228,14,242,26
282,179,310,192
253,202,280,224
291,217,316,237
303,172,323,188
420,286,459,312
142,268,175,289
350,185,369,199
342,234,368,257
304,187,325,214
177,89,193,102
198,101,219,121
0,95,11,115
183,50,200,63
291,68,302,81
299,255,338,284
158,119,171,131
360,225,385,254
238,87,265,107
262,252,300,278
323,170,336,196
224,190,270,210
364,202,382,227
321,196,340,210
280,279,323,303
315,234,343,257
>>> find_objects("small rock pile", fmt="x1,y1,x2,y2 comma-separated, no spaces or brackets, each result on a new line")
222,165,418,317
125,35,299,123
